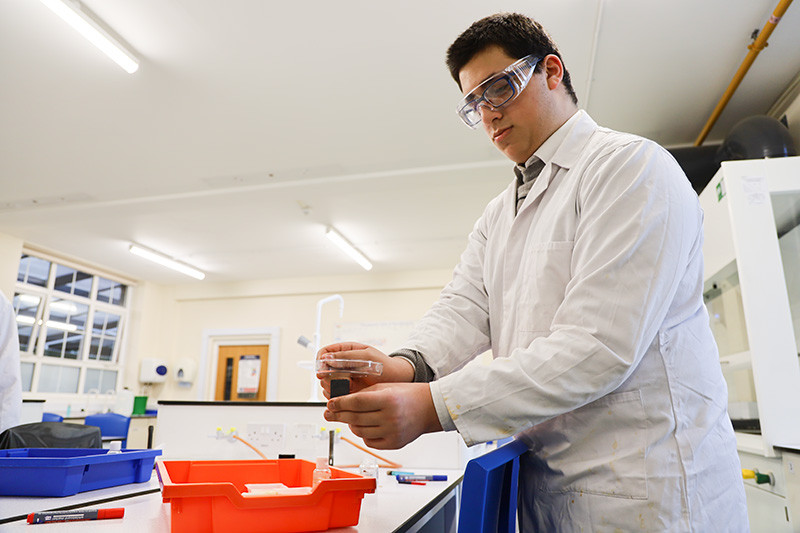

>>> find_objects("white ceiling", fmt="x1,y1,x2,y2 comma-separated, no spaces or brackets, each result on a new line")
1,0,799,284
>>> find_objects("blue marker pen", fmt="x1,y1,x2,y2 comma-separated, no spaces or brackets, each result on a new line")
396,474,448,482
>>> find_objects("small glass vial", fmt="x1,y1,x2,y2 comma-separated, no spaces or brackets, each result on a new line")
312,457,331,488
358,456,379,479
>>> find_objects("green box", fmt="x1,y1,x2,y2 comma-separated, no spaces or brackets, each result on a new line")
132,396,148,415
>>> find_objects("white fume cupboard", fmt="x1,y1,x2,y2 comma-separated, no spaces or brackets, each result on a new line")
699,156,800,532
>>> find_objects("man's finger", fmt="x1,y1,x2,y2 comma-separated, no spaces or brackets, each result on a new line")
362,437,392,450
324,406,383,427
319,349,371,361
318,342,368,355
349,424,391,440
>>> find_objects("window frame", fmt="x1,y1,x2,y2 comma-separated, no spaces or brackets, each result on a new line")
15,249,134,399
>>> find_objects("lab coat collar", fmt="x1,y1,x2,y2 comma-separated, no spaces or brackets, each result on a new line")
534,109,595,171
509,110,595,217
515,109,585,174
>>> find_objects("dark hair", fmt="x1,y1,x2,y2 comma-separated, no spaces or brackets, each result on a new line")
446,12,578,105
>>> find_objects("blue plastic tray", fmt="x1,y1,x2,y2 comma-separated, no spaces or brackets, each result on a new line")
0,448,162,497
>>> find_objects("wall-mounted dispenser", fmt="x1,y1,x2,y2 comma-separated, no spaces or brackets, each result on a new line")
139,358,168,384
175,358,197,387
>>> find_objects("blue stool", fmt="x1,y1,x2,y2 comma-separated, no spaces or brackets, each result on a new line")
83,413,131,449
458,438,529,533
41,412,63,422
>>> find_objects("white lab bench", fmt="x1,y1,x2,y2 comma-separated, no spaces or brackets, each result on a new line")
0,474,162,531
0,467,463,532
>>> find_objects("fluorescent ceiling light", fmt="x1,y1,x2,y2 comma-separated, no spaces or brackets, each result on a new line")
325,227,373,271
129,244,206,280
15,316,76,333
17,295,41,306
46,320,78,333
39,0,139,74
50,300,80,314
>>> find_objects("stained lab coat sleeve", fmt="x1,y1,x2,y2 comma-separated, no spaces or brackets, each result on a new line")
417,141,698,445
0,293,22,433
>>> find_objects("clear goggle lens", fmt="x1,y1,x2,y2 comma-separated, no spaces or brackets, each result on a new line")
456,55,541,128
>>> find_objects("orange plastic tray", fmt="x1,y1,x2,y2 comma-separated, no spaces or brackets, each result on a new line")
155,459,376,533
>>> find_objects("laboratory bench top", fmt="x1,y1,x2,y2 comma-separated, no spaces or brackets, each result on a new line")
0,474,162,527
157,400,327,407
59,414,157,421
0,467,463,532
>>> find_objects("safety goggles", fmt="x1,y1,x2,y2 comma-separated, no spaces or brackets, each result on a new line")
456,54,541,128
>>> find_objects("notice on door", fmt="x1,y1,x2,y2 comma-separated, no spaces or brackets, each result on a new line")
237,355,261,395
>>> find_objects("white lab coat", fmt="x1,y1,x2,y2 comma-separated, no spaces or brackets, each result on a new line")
0,292,22,433
406,111,748,531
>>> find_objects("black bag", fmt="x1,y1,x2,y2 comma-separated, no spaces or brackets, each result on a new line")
0,422,101,449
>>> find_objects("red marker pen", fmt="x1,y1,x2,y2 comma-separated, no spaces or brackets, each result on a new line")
27,508,124,524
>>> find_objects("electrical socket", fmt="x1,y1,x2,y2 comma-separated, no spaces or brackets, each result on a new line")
246,423,285,448
228,423,339,459
286,423,316,448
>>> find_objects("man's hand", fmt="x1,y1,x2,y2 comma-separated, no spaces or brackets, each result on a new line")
316,342,415,397
323,382,443,449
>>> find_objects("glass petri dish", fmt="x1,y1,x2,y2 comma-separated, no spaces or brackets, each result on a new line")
315,359,383,376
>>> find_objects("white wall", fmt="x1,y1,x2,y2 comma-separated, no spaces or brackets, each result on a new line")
122,281,178,400
124,269,453,402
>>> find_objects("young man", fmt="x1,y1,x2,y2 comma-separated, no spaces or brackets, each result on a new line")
320,13,747,531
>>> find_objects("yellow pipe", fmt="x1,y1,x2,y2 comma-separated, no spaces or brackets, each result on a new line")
694,0,794,146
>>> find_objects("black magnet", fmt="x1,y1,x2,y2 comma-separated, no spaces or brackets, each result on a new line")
330,378,350,398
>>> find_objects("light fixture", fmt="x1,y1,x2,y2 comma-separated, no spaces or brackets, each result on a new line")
45,320,78,333
16,295,41,306
15,315,77,333
325,227,373,271
39,0,140,74
50,300,80,314
129,244,206,280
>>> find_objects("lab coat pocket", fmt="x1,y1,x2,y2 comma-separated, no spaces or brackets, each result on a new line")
519,240,574,332
536,389,647,499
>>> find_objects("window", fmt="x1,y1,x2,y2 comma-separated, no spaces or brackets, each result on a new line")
97,277,126,306
17,255,50,287
14,252,131,396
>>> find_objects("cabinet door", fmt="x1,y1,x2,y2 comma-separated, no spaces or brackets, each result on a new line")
745,484,792,533
127,417,155,449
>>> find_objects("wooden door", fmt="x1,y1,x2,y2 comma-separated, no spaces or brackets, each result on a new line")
214,345,269,401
